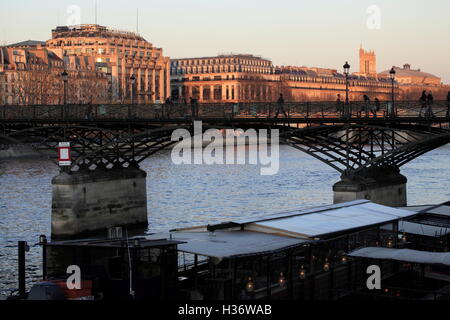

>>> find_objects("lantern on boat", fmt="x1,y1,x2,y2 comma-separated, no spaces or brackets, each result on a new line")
299,266,306,280
323,259,330,272
279,272,286,287
246,277,254,293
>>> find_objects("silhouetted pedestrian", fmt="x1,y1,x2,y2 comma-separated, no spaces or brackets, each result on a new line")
363,94,370,117
426,91,435,117
372,98,381,118
419,91,427,117
190,97,198,119
275,94,288,118
164,97,173,119
182,97,188,118
336,94,343,118
446,91,450,118
85,103,94,120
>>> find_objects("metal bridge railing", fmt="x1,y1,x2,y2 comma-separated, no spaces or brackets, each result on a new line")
0,101,448,121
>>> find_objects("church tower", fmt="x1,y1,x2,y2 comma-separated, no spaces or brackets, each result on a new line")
359,46,377,78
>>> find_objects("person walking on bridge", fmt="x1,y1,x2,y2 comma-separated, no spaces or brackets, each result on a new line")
190,97,199,119
426,91,435,117
419,91,427,117
275,94,288,118
372,98,381,118
363,94,370,117
85,103,94,120
446,91,450,118
336,94,344,118
164,97,173,119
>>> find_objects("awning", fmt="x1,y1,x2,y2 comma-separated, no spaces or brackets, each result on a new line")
246,202,417,239
398,221,450,237
172,231,311,259
400,205,450,217
349,247,450,267
174,201,419,239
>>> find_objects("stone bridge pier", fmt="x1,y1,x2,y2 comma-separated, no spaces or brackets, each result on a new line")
51,165,148,239
333,167,407,207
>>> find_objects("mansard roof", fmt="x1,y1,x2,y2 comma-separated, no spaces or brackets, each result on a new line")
6,40,46,48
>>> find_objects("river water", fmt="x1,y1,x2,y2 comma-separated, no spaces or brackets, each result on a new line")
1,144,449,296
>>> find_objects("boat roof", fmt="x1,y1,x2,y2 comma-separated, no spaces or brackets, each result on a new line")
382,220,450,237
172,231,312,259
399,203,450,230
400,204,450,217
173,200,418,240
349,247,450,267
46,237,184,249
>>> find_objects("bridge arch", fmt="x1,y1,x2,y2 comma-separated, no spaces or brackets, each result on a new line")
3,122,450,177
278,123,450,178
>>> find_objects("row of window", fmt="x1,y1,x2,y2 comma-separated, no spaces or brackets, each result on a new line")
49,38,151,50
62,47,154,58
189,75,237,81
174,74,397,88
172,58,272,67
171,65,273,75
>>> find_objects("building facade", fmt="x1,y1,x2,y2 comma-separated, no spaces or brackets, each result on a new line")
170,54,278,103
46,24,171,104
172,49,450,103
0,58,5,105
170,54,396,103
357,47,377,78
379,64,449,100
275,65,394,102
0,42,108,105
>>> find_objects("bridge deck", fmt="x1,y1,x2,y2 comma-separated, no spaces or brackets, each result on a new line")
1,117,449,126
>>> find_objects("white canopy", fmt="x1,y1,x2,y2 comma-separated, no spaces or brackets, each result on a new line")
174,201,418,239
400,205,450,217
397,221,450,237
173,231,309,259
246,201,417,239
349,247,450,266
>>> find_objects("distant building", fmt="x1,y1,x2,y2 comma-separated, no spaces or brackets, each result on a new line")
379,64,448,100
46,24,171,104
171,54,278,102
380,64,441,86
357,47,377,78
0,66,5,105
171,53,395,103
275,64,393,101
0,43,108,105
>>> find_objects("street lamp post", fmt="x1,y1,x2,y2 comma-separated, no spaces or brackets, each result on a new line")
130,74,136,118
389,67,396,118
343,61,350,118
62,70,68,104
61,70,69,119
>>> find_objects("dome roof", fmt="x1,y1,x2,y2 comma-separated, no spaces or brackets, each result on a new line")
380,65,440,80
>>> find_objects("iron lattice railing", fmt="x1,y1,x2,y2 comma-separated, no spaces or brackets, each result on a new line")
0,101,449,121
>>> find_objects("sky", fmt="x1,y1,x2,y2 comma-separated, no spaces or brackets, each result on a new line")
1,0,449,83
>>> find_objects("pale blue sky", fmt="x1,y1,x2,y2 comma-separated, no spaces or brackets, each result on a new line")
1,0,449,82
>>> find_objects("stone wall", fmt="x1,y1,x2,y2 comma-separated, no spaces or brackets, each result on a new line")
51,166,148,239
333,169,408,207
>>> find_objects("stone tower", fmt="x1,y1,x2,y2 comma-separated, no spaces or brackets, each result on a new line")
359,46,377,78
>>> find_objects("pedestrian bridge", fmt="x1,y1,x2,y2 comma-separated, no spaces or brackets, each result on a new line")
1,101,449,237
1,101,448,174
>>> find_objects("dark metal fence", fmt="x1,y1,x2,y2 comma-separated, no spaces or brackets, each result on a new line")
0,101,448,121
